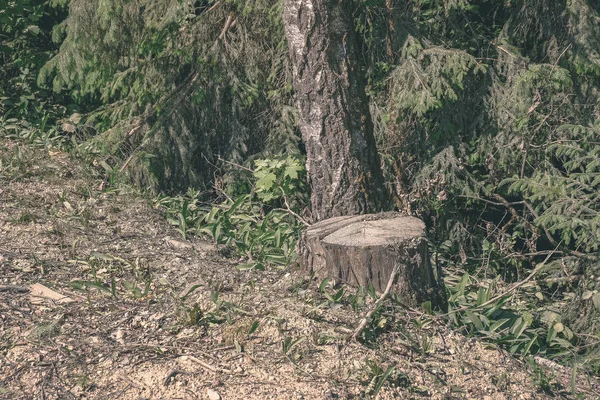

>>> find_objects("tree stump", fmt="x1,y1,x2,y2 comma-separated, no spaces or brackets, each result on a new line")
300,213,446,308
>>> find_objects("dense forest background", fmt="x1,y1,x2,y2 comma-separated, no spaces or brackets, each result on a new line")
2,0,600,375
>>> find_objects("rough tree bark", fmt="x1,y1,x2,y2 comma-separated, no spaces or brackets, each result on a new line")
300,213,447,308
283,0,390,221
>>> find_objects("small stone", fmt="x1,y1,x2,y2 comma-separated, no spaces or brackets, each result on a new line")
207,388,221,400
112,328,125,344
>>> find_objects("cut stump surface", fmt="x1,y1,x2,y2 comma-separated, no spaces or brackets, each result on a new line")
300,213,446,308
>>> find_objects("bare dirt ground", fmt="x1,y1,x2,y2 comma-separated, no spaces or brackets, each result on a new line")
1,139,599,399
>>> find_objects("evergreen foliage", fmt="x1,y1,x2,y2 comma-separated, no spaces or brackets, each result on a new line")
37,0,299,193
0,0,68,121
355,0,600,371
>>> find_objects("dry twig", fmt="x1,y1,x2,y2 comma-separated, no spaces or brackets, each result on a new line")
188,355,233,374
347,265,400,343
0,285,29,293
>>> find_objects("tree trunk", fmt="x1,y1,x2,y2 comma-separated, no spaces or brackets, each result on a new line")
283,0,390,221
300,213,447,309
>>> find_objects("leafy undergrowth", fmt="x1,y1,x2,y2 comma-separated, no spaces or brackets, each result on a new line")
155,156,308,272
1,139,600,399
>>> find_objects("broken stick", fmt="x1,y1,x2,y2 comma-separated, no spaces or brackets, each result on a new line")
347,265,400,343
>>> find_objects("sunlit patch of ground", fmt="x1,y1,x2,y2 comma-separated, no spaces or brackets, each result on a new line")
1,139,599,399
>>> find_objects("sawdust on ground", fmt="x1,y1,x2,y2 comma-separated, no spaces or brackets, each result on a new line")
1,139,599,400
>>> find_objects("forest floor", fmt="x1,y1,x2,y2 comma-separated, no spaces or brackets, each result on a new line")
1,138,600,400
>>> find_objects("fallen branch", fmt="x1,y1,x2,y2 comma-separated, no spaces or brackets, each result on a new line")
217,15,235,43
0,285,29,293
163,369,188,386
277,185,311,227
347,265,400,343
480,246,557,306
207,1,221,13
217,155,253,173
188,355,233,374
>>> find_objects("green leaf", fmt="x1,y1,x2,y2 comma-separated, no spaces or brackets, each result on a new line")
263,254,287,265
333,287,345,302
477,286,490,305
421,301,433,315
522,334,538,355
236,262,265,271
100,161,113,173
319,278,329,293
274,228,281,248
550,338,573,349
465,310,484,330
197,226,214,237
489,318,510,333
213,223,222,241
284,160,301,180
484,297,506,318
510,317,528,340
248,320,260,335
71,280,112,294
181,284,203,300
69,281,85,290
546,324,557,344
226,195,248,216
205,207,220,223
255,172,276,191
456,273,469,297
254,159,269,169
373,366,395,396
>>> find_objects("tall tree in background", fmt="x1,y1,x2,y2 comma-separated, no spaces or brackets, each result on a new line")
283,0,390,220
